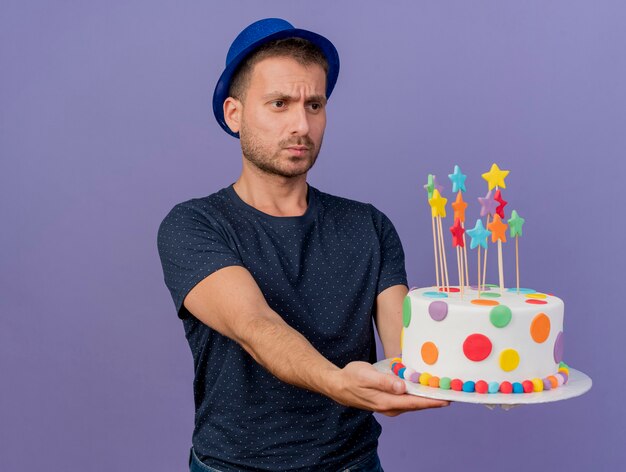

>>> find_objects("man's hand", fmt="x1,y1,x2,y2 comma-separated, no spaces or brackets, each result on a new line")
326,361,450,416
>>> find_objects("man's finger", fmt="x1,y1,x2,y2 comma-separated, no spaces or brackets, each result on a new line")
381,394,451,413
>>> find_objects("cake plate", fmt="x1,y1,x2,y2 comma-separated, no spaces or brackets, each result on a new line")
373,358,592,410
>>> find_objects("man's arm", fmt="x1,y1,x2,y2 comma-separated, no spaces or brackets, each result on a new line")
374,284,408,359
184,266,449,416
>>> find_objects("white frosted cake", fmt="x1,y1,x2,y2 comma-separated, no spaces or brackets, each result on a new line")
393,286,569,394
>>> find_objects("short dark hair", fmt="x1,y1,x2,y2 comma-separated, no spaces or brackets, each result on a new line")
228,37,329,101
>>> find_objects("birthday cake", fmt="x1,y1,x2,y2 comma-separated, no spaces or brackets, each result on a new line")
392,165,570,394
394,286,569,394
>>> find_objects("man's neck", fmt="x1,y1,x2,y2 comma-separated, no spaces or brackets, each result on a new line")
233,166,309,217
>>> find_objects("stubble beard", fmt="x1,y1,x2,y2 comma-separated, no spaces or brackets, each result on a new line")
240,121,322,178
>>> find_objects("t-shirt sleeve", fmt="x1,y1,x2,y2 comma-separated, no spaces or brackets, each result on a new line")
373,207,408,295
157,201,244,319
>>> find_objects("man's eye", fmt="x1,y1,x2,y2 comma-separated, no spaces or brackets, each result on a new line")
272,100,285,108
308,103,322,111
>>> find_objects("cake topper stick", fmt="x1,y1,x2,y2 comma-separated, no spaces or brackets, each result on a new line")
429,189,449,292
478,189,497,289
477,246,482,297
450,217,466,297
467,219,491,293
456,246,462,297
425,175,440,289
516,236,519,294
437,217,450,292
508,210,525,294
498,241,504,292
436,219,445,291
448,183,469,298
479,165,507,288
462,235,469,287
458,243,466,298
431,216,440,290
482,217,489,290
487,214,508,292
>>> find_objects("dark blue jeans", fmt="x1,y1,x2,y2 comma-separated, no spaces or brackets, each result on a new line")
189,447,384,472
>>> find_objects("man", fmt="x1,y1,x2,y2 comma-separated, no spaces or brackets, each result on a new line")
158,18,449,472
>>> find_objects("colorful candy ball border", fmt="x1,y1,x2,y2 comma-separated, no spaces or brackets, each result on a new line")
390,357,570,394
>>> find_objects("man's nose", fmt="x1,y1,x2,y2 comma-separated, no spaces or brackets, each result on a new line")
289,105,310,136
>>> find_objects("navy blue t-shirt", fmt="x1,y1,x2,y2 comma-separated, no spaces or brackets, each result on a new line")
157,184,407,471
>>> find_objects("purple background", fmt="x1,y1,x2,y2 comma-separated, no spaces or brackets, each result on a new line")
2,1,624,470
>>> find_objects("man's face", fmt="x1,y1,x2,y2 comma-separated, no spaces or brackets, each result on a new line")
237,56,327,178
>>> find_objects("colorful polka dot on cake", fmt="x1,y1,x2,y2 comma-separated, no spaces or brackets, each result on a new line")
548,376,558,389
507,287,536,294
403,367,416,380
450,379,463,391
428,301,448,321
402,297,412,328
499,381,513,394
526,299,547,305
471,299,499,306
499,348,520,372
530,313,551,343
462,381,475,393
463,333,493,361
470,285,490,291
475,380,488,394
490,305,512,328
419,373,431,386
554,332,564,363
421,342,439,365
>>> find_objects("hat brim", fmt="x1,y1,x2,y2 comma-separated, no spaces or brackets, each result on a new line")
212,28,340,138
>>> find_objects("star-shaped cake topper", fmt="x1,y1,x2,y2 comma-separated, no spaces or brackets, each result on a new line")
448,165,467,193
508,210,525,237
424,174,435,200
481,163,510,190
451,192,468,222
450,218,466,247
478,190,499,217
428,189,447,218
487,214,508,242
423,174,444,200
466,219,491,250
494,189,508,219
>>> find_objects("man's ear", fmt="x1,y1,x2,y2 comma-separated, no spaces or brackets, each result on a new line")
224,97,242,134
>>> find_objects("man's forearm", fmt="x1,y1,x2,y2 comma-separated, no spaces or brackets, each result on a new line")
185,267,447,413
375,285,408,359
236,308,341,398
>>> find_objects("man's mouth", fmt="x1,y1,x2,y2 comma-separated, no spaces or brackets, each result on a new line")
285,145,310,156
